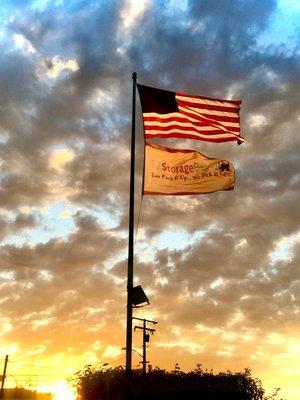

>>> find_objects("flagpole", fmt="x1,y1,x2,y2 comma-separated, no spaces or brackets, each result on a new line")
126,72,137,373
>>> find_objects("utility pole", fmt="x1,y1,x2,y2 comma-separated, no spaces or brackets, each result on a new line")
0,355,8,399
133,317,157,375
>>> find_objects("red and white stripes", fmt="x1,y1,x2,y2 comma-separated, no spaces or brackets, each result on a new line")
143,92,243,144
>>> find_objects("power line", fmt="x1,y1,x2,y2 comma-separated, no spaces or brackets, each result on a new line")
6,352,127,384
9,360,67,370
90,354,126,370
12,374,60,377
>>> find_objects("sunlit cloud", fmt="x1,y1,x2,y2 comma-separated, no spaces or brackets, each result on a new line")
119,0,150,31
13,33,36,54
48,148,75,172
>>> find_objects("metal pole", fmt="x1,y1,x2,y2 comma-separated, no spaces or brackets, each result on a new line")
126,72,137,373
0,355,8,399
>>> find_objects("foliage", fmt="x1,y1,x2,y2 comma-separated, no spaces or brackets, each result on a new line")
74,363,283,400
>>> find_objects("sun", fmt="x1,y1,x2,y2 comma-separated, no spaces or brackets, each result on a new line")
40,381,76,400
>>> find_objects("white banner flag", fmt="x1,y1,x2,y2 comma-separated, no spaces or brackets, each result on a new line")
143,143,235,195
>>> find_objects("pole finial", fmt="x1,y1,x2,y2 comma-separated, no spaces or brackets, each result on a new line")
132,72,137,81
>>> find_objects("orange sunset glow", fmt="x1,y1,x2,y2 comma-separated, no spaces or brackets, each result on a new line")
0,1,299,400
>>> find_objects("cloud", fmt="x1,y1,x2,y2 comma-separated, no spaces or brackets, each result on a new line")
0,1,299,398
0,212,38,240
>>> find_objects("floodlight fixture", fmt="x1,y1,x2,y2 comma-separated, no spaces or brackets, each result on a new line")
132,285,149,307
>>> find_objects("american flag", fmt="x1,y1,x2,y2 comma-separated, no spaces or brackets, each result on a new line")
137,84,243,144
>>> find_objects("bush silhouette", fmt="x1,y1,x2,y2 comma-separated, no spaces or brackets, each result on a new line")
74,364,281,400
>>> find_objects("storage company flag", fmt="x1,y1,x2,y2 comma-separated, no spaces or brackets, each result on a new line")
143,143,235,195
138,84,243,144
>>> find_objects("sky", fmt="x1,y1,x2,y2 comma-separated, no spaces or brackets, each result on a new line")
0,0,299,399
